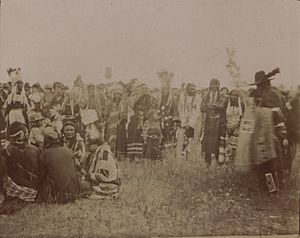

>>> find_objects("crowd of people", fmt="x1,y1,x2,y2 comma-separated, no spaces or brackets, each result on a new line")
0,67,299,215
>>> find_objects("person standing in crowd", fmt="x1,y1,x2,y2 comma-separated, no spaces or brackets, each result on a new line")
224,89,245,163
24,82,31,97
127,94,151,161
3,82,12,97
81,134,121,199
61,120,86,176
79,84,101,135
29,83,44,113
142,109,162,160
61,89,74,117
0,121,40,214
71,76,88,135
42,84,55,114
201,78,227,167
284,87,300,176
39,127,79,204
51,82,65,109
156,70,179,151
0,83,7,133
178,83,202,159
104,83,127,160
250,68,286,191
4,68,31,126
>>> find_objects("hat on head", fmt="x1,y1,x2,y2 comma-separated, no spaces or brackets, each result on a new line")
8,121,28,143
28,112,44,123
44,126,59,141
44,84,52,89
53,82,64,89
32,83,40,89
62,118,77,131
229,89,240,96
249,68,280,86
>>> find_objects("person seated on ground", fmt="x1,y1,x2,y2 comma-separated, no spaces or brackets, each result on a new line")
28,112,45,151
0,121,40,215
61,119,86,176
39,127,79,204
80,135,121,199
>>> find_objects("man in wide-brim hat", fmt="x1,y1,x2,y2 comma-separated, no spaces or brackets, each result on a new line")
249,70,275,86
249,68,289,192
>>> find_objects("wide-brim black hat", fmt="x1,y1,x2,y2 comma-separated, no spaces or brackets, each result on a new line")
249,68,280,86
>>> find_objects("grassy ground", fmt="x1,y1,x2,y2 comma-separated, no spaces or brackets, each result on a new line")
0,148,299,237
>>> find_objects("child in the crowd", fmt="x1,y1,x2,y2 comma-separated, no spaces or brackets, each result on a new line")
142,109,162,160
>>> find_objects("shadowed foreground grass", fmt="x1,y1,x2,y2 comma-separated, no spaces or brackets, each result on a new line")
0,150,299,237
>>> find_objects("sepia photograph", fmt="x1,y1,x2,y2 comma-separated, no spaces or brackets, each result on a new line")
0,0,299,237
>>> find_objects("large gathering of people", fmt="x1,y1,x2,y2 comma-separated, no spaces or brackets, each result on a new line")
0,67,299,215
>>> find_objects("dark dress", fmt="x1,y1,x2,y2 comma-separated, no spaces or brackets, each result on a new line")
127,114,144,159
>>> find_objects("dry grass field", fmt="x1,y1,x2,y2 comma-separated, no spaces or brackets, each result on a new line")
0,147,299,237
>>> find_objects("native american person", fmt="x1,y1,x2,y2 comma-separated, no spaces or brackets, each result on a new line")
283,88,300,176
23,82,31,97
42,84,54,106
0,84,7,133
0,121,40,215
201,78,227,166
142,109,162,160
127,92,152,161
155,70,179,151
61,120,86,175
250,68,287,191
178,83,202,159
28,112,46,151
78,84,101,130
29,83,44,113
81,135,121,199
235,89,257,171
4,68,31,126
104,83,127,160
51,82,65,109
39,127,79,204
224,89,245,162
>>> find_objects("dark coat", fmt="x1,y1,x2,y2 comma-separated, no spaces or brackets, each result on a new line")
39,143,79,203
261,86,287,118
1,144,40,190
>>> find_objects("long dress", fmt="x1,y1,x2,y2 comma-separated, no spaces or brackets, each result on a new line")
104,101,127,160
201,91,226,161
127,114,144,159
156,93,179,150
143,120,162,160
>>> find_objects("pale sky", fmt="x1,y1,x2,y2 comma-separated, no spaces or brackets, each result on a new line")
0,0,299,89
